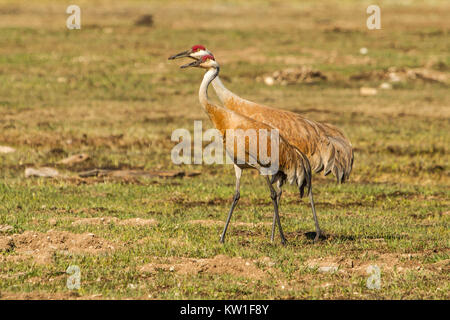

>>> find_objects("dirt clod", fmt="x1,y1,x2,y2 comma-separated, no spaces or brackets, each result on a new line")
0,236,15,252
0,225,14,234
135,14,153,27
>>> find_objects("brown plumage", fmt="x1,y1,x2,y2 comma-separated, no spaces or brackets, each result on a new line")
206,98,312,195
211,80,354,184
168,45,353,184
176,54,321,244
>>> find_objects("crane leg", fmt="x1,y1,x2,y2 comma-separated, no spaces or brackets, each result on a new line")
308,189,321,242
265,176,287,245
271,180,283,242
220,166,242,243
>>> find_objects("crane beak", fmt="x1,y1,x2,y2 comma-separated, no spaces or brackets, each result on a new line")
180,59,202,69
168,49,193,60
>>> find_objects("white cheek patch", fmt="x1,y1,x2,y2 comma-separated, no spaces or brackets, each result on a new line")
192,50,213,59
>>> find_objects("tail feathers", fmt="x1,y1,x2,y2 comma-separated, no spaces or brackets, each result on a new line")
322,141,335,176
322,137,353,184
310,151,324,174
293,149,312,198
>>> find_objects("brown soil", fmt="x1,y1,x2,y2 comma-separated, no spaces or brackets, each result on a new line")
350,67,448,84
0,291,105,300
306,251,448,275
0,230,117,264
140,255,274,280
258,66,327,85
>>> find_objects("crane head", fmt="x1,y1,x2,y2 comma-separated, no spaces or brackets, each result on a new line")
168,45,213,61
180,54,218,69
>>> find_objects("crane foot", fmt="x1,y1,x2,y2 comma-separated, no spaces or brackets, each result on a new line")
313,230,322,243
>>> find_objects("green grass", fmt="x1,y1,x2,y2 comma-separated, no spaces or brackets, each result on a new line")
0,0,449,299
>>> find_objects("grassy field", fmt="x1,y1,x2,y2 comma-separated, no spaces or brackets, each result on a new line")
0,0,449,299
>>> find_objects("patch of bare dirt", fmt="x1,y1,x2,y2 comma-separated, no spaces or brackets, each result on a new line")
0,290,107,300
0,291,83,300
427,259,450,273
0,230,117,264
306,252,447,276
140,255,273,280
78,169,185,178
258,66,327,85
350,67,448,84
72,217,157,227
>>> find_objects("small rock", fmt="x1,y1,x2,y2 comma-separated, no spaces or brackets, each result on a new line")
388,72,401,83
264,76,274,86
127,284,137,290
359,47,368,55
360,87,378,96
0,146,15,154
25,167,59,178
379,82,392,90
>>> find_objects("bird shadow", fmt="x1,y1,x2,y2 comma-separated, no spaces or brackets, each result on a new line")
286,231,408,244
285,231,328,243
304,231,327,241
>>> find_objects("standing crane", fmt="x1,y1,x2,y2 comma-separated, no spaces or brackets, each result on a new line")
173,54,320,244
169,45,354,185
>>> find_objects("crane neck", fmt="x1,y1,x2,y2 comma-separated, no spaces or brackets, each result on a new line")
199,67,219,108
212,76,233,98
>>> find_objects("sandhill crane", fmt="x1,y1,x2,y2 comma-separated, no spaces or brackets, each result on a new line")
173,54,320,243
169,45,354,185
